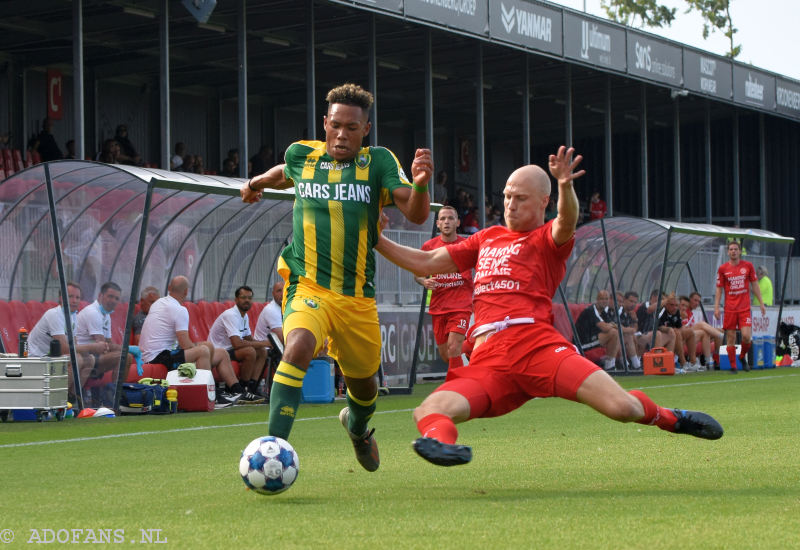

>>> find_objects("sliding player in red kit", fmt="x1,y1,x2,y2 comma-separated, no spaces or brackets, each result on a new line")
376,146,724,467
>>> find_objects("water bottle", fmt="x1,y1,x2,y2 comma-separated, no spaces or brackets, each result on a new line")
18,327,28,357
166,387,178,413
49,338,62,357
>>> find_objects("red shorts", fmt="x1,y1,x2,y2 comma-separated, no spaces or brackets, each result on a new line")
431,311,470,346
723,310,751,331
434,324,600,418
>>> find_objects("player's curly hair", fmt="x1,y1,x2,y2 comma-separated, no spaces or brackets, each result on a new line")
325,83,373,111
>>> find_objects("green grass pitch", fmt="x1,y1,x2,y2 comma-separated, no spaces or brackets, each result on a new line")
2,369,800,549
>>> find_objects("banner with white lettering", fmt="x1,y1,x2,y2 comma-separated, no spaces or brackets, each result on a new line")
776,78,800,118
347,0,404,14
563,13,626,72
683,49,732,100
733,65,776,109
405,0,489,36
626,31,683,86
488,0,561,55
379,309,447,385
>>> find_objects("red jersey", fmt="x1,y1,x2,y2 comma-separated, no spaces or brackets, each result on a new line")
589,199,606,220
716,260,757,312
421,235,473,315
446,220,574,327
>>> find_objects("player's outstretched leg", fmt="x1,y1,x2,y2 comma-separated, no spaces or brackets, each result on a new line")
629,390,723,440
414,413,472,466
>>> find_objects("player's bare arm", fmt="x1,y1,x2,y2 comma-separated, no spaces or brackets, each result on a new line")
392,148,433,225
549,146,585,246
241,163,293,203
713,287,722,320
375,233,458,277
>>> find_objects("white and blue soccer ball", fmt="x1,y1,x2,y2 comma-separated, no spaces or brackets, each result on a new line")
239,436,299,495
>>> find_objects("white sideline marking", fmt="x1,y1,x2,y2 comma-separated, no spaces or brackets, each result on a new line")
3,374,796,449
0,408,415,449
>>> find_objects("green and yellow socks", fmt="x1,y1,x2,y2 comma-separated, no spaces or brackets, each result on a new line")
268,361,306,440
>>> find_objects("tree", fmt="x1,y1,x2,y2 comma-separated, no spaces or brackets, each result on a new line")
600,0,676,28
602,0,740,59
682,0,740,58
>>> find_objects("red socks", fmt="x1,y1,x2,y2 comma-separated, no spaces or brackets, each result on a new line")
727,345,737,369
740,342,751,362
448,356,463,370
629,390,678,432
416,413,458,444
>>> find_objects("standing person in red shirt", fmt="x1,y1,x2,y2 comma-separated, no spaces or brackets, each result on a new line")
714,241,766,373
588,191,607,220
416,205,473,371
376,146,723,467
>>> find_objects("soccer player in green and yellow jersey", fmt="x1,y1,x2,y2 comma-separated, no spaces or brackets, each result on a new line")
242,83,433,471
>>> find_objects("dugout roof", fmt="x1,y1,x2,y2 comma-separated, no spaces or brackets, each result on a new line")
562,216,795,307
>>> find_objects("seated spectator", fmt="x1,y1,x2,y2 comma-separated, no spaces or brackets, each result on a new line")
461,206,480,234
544,195,557,221
220,158,237,177
250,145,273,178
97,139,120,164
589,191,607,220
171,142,186,170
207,285,270,402
616,291,642,370
28,281,95,397
658,293,700,373
254,280,285,346
75,282,129,402
114,125,142,165
575,290,619,371
131,286,160,345
226,148,240,172
37,117,63,161
181,154,196,173
137,275,245,406
193,155,205,174
636,289,675,355
64,139,76,160
685,292,724,369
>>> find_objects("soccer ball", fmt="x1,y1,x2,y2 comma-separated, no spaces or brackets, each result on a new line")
239,436,299,495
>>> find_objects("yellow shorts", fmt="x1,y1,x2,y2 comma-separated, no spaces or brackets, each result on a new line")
282,278,380,379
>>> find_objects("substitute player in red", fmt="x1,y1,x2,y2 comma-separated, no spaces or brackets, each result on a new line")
714,241,766,373
376,146,723,467
416,205,473,371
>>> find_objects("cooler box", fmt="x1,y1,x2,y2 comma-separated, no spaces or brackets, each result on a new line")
166,369,215,412
0,357,69,410
643,347,675,375
763,337,776,368
302,358,334,403
753,337,765,369
719,345,741,370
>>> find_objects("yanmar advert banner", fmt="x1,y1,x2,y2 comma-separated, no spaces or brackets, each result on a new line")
488,0,562,56
405,0,489,36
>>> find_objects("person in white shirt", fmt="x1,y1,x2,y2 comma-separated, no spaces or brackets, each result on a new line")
254,280,284,345
75,281,126,382
28,281,95,392
208,285,271,400
138,275,247,405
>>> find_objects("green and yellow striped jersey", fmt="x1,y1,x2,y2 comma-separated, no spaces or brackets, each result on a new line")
278,140,412,298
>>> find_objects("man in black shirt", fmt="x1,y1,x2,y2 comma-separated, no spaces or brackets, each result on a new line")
658,293,699,373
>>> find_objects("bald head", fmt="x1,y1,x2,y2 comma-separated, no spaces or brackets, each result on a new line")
503,164,551,231
168,276,189,298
